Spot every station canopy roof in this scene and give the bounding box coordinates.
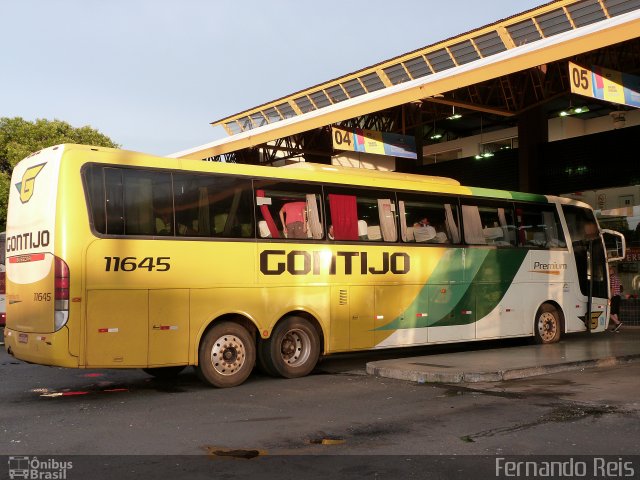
[171,0,640,160]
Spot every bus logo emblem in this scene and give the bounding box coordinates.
[15,163,46,203]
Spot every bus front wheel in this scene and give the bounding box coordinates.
[197,322,255,388]
[260,316,320,379]
[534,304,561,344]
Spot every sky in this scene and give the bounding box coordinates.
[2,0,545,157]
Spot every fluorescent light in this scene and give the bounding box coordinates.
[558,106,589,117]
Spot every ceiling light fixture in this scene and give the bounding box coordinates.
[559,106,590,117]
[474,115,495,160]
[446,106,462,120]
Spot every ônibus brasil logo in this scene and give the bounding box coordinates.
[15,163,46,204]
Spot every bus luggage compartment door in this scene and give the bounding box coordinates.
[148,289,189,366]
[86,290,148,366]
[426,284,476,343]
[330,286,374,351]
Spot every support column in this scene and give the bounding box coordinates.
[304,128,332,165]
[396,103,422,173]
[517,106,547,193]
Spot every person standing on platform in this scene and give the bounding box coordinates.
[609,265,623,332]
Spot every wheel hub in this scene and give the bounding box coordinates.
[281,337,296,357]
[280,329,311,367]
[538,312,557,341]
[223,348,237,362]
[211,335,246,376]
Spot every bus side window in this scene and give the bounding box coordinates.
[84,165,107,234]
[515,203,566,248]
[326,188,397,243]
[461,201,516,247]
[254,182,323,240]
[173,173,254,238]
[123,169,173,236]
[86,166,174,237]
[397,194,459,245]
[327,193,358,241]
[104,168,125,235]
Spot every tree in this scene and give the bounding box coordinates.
[0,117,120,228]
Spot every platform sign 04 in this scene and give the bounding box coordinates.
[332,126,417,159]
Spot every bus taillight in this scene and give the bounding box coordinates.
[54,257,70,331]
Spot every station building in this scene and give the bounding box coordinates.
[171,0,640,316]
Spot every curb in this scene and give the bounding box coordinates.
[365,354,640,384]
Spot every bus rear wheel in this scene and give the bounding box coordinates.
[260,316,320,379]
[197,322,255,388]
[534,304,561,344]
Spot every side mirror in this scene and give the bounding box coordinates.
[602,229,626,262]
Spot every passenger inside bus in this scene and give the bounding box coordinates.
[413,217,437,242]
[279,201,308,239]
[155,210,172,235]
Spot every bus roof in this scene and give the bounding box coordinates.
[57,144,591,208]
[281,162,460,186]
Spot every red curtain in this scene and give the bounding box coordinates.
[256,190,280,238]
[329,194,358,240]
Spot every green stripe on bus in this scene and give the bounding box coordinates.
[377,248,528,330]
[468,188,549,203]
[509,191,549,203]
[468,187,512,199]
[429,249,528,327]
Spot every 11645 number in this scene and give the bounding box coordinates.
[104,256,171,272]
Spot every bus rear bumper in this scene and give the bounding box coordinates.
[4,327,78,368]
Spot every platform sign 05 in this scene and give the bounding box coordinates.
[569,61,640,108]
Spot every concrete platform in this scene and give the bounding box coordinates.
[366,327,640,383]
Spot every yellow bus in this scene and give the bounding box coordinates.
[4,144,624,387]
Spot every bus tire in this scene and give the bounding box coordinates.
[261,316,320,379]
[534,304,561,344]
[256,339,279,377]
[142,366,186,379]
[197,322,255,388]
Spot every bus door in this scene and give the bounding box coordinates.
[561,205,609,331]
